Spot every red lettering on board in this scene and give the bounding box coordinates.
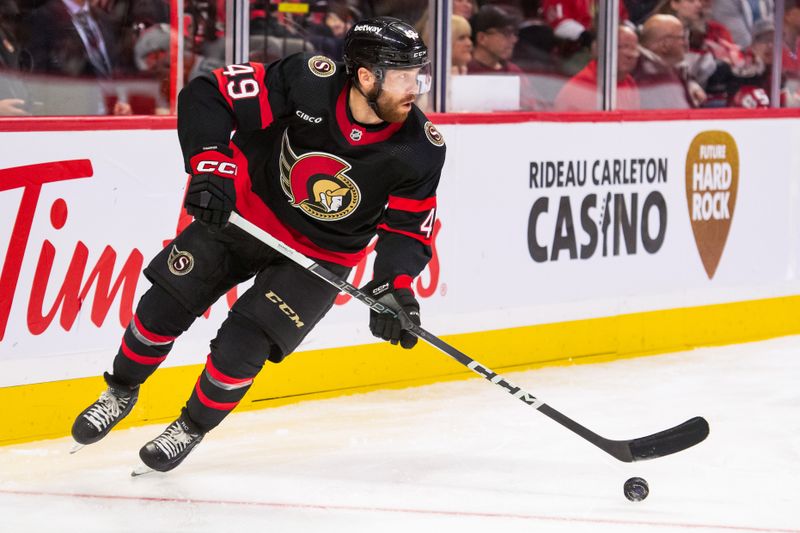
[0,160,144,340]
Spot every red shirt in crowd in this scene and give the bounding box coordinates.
[542,0,628,36]
[554,60,640,111]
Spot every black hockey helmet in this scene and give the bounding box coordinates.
[343,16,430,76]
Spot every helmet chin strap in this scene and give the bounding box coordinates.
[353,67,386,120]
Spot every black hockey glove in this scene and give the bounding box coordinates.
[361,276,420,349]
[185,149,238,228]
[185,173,237,228]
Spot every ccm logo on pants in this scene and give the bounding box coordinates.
[265,291,304,328]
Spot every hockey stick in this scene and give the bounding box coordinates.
[228,212,709,463]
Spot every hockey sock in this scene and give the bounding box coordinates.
[184,312,274,432]
[112,285,196,386]
[185,354,255,432]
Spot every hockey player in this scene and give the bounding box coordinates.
[70,16,446,473]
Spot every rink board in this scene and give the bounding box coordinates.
[1,114,800,444]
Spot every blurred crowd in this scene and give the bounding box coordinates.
[454,0,800,110]
[1,0,798,115]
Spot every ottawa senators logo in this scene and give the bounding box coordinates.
[279,130,361,220]
[167,245,194,276]
[308,55,336,77]
[424,121,444,147]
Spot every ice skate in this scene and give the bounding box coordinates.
[71,372,139,446]
[138,412,205,472]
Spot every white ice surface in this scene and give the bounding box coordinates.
[1,336,799,533]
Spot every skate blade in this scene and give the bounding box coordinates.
[131,463,154,477]
[69,442,85,454]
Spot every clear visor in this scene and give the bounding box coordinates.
[379,63,433,95]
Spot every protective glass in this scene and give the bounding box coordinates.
[380,63,433,95]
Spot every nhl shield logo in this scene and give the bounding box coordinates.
[308,55,336,77]
[167,245,194,276]
[349,128,363,142]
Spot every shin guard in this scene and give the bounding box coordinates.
[112,286,196,386]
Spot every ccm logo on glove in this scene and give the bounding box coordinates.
[195,160,237,176]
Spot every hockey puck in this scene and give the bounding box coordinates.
[623,477,649,502]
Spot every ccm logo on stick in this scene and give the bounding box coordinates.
[196,161,238,175]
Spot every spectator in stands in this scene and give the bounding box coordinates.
[185,0,224,60]
[23,0,133,115]
[711,0,773,49]
[627,0,663,25]
[467,5,541,108]
[554,24,641,110]
[632,14,699,108]
[468,5,523,73]
[454,0,478,19]
[783,0,800,73]
[659,0,757,105]
[723,19,774,107]
[698,0,743,64]
[660,0,743,65]
[130,22,223,114]
[452,14,473,75]
[0,0,30,115]
[542,0,629,67]
[763,5,800,106]
[542,0,629,43]
[512,0,558,73]
[659,0,703,34]
[308,2,356,60]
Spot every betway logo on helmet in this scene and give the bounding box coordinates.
[353,24,382,33]
[278,130,361,221]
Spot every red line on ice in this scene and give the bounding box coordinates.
[0,488,796,532]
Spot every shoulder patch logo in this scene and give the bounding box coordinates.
[424,121,445,147]
[167,245,194,276]
[308,55,336,77]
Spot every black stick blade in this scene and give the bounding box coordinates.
[627,416,710,461]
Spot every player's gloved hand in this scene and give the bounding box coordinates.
[185,149,238,228]
[185,173,236,228]
[361,275,420,349]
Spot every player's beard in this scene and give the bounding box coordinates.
[369,88,415,123]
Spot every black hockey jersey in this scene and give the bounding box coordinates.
[177,52,446,280]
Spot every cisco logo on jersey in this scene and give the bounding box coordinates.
[279,130,361,221]
[527,157,669,262]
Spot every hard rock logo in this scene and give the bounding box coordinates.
[685,130,739,279]
[279,130,361,221]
